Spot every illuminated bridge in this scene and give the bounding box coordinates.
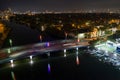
[0,39,89,64]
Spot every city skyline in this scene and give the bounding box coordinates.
[0,0,120,12]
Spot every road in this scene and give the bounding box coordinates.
[0,39,89,64]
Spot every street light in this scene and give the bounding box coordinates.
[29,55,34,64]
[10,60,14,67]
[7,48,11,54]
[76,55,80,65]
[8,39,12,54]
[9,39,12,47]
[64,49,67,57]
[39,35,42,42]
[64,32,67,40]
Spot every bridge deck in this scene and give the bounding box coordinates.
[0,39,89,64]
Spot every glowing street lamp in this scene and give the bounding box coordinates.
[9,39,12,47]
[64,32,68,40]
[30,55,33,60]
[39,35,42,42]
[29,55,34,64]
[64,49,67,57]
[10,60,15,67]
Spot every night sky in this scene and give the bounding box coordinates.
[0,0,120,12]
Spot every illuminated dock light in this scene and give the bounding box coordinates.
[114,53,117,57]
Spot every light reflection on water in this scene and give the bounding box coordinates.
[76,56,80,65]
[64,52,67,57]
[30,60,34,64]
[10,60,15,68]
[48,63,51,74]
[0,50,120,80]
[76,51,80,65]
[11,71,16,80]
[11,63,15,68]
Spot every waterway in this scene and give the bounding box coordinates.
[2,21,55,48]
[0,51,120,80]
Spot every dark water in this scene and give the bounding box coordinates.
[0,51,120,80]
[1,22,120,80]
[2,21,55,48]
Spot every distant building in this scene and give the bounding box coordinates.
[77,27,105,39]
